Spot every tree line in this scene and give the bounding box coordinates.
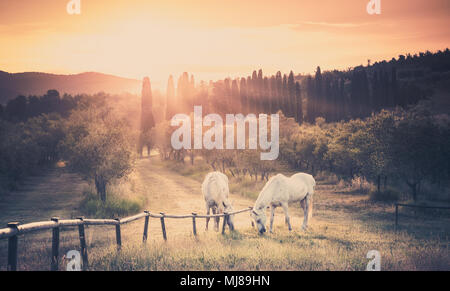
[0,92,136,203]
[279,101,450,201]
[153,100,449,202]
[164,49,449,124]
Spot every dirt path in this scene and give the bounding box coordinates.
[132,158,305,236]
[0,157,304,236]
[0,168,87,226]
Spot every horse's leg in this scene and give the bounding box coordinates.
[302,195,310,231]
[212,207,219,232]
[300,198,306,230]
[269,205,276,233]
[300,199,306,212]
[205,204,211,231]
[281,202,292,231]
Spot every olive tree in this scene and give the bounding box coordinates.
[60,105,136,202]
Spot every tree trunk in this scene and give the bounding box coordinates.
[406,180,418,202]
[95,175,107,202]
[377,175,381,193]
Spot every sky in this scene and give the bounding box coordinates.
[0,0,449,89]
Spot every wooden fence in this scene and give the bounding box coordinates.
[394,203,450,231]
[0,207,253,271]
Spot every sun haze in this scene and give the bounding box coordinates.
[0,0,449,88]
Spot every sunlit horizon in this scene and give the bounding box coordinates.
[1,0,449,90]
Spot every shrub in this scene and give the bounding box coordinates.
[80,189,143,218]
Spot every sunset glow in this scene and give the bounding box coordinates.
[1,0,449,88]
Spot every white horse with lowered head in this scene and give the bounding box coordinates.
[202,171,235,231]
[251,173,315,234]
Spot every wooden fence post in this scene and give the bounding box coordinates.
[76,216,88,270]
[160,213,167,241]
[50,217,60,271]
[222,213,228,235]
[143,211,150,243]
[115,218,122,250]
[395,204,399,232]
[192,213,197,236]
[7,222,19,271]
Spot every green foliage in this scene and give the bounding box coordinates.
[276,102,450,201]
[0,114,64,188]
[60,104,137,201]
[80,189,143,219]
[153,102,449,202]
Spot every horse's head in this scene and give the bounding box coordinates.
[223,201,235,231]
[250,208,266,234]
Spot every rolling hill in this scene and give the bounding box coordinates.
[0,71,141,104]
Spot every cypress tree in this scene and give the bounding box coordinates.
[275,71,282,113]
[139,77,155,156]
[323,76,332,121]
[246,76,252,113]
[391,66,398,107]
[239,78,248,114]
[282,74,288,116]
[166,75,175,120]
[269,76,277,113]
[189,74,196,108]
[287,71,296,118]
[295,81,303,123]
[177,72,190,113]
[263,77,269,113]
[257,69,263,113]
[306,76,315,123]
[224,78,231,112]
[360,69,370,117]
[372,71,380,112]
[314,67,323,121]
[382,70,390,109]
[231,79,240,113]
[339,78,346,121]
[331,78,340,122]
[250,71,258,113]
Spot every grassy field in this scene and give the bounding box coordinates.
[0,157,449,271]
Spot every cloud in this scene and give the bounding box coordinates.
[299,21,372,29]
[0,22,52,35]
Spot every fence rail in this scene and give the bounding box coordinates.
[394,203,450,231]
[0,207,253,271]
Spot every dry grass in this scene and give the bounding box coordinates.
[86,221,448,271]
[0,158,448,271]
[3,212,446,271]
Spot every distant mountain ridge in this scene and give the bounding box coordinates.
[0,71,141,104]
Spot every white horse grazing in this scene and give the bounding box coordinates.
[251,173,315,234]
[202,172,235,231]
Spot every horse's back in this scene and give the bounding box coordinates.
[202,172,229,204]
[291,173,315,194]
